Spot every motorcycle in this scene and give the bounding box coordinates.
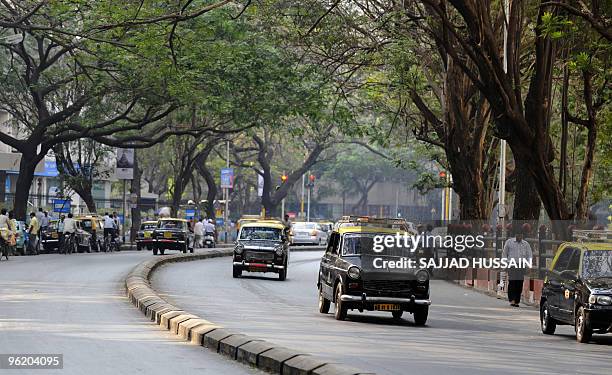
[204,232,216,248]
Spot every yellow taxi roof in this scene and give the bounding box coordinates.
[338,226,408,235]
[241,221,285,230]
[142,221,158,224]
[159,218,188,222]
[565,242,612,251]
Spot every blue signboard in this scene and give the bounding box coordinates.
[185,209,196,219]
[52,199,71,213]
[215,218,224,227]
[220,168,234,189]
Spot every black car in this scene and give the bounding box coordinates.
[317,217,431,324]
[540,242,612,343]
[39,220,60,253]
[232,221,290,280]
[152,218,194,255]
[136,221,158,250]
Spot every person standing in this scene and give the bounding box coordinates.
[27,212,40,255]
[0,209,9,260]
[502,227,533,307]
[40,211,50,231]
[194,218,204,249]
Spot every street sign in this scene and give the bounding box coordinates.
[115,148,134,179]
[215,218,224,227]
[220,168,234,188]
[185,208,196,219]
[52,199,71,213]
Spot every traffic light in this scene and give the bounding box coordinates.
[281,174,288,183]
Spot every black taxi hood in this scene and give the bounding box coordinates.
[238,239,281,250]
[584,277,612,294]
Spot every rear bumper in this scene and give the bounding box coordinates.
[291,237,318,244]
[153,239,186,250]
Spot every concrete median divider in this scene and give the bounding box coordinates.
[124,247,373,375]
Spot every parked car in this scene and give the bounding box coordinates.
[540,237,612,343]
[317,215,431,324]
[291,222,329,245]
[233,220,290,280]
[136,221,158,250]
[72,219,93,253]
[39,220,61,253]
[75,215,104,252]
[152,218,194,255]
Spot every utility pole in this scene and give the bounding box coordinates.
[498,0,509,237]
[224,140,230,243]
[300,174,305,219]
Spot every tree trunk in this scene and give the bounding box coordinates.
[575,122,596,220]
[74,183,96,213]
[130,150,142,242]
[13,152,42,221]
[512,162,542,221]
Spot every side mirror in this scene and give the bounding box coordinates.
[559,269,578,281]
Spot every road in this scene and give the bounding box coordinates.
[0,250,263,375]
[152,251,612,375]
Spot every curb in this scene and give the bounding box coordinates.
[125,248,372,375]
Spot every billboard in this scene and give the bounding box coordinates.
[115,148,134,179]
[220,168,234,189]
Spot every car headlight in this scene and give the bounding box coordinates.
[274,245,284,256]
[590,295,612,305]
[416,270,429,283]
[234,244,244,254]
[347,266,361,280]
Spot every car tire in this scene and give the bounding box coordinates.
[540,300,557,335]
[334,283,347,321]
[153,247,158,256]
[233,267,241,278]
[160,248,165,255]
[575,306,592,343]
[182,243,187,254]
[189,246,194,253]
[392,310,404,320]
[318,285,330,314]
[136,243,142,251]
[279,266,287,281]
[413,306,428,326]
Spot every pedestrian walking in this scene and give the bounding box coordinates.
[27,212,40,255]
[502,226,533,307]
[194,218,204,249]
[36,207,44,224]
[40,211,50,231]
[4,211,18,260]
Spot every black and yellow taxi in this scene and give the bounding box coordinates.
[136,221,157,250]
[540,231,612,343]
[233,219,290,280]
[317,216,431,324]
[152,218,194,255]
[75,214,104,252]
[39,219,60,252]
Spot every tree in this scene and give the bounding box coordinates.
[0,0,234,219]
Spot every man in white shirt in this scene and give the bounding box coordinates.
[193,218,204,249]
[502,227,533,307]
[103,213,116,240]
[204,219,216,236]
[63,213,77,234]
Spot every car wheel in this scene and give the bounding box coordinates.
[136,243,142,251]
[318,285,330,314]
[189,247,194,253]
[334,283,347,321]
[575,306,592,343]
[182,243,187,253]
[233,267,241,278]
[540,300,557,335]
[413,306,428,326]
[278,261,287,281]
[160,248,165,255]
[153,247,158,255]
[392,310,404,320]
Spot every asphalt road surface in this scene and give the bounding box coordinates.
[152,251,612,375]
[0,250,263,375]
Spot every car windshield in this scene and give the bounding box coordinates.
[342,233,413,257]
[141,223,156,230]
[582,250,612,279]
[293,223,316,230]
[159,220,184,230]
[240,227,282,241]
[81,220,92,229]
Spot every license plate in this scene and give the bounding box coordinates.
[51,233,58,239]
[374,303,401,311]
[144,231,151,238]
[164,232,172,239]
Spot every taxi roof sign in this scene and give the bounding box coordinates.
[572,229,611,243]
[336,215,409,230]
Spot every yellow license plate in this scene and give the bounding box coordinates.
[374,304,401,311]
[144,231,151,238]
[164,232,173,239]
[51,233,58,239]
